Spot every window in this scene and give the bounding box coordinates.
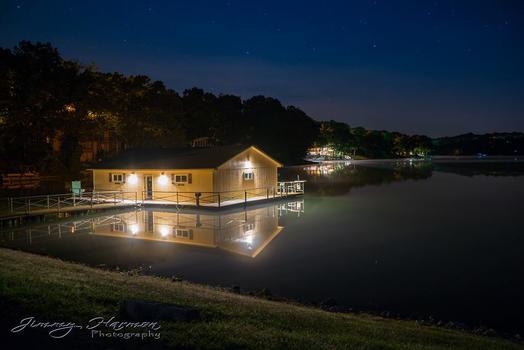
[174,229,192,239]
[244,223,255,232]
[174,174,188,184]
[243,171,254,180]
[112,173,124,183]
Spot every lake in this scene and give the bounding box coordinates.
[1,159,523,334]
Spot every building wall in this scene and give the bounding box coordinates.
[92,169,214,198]
[213,147,279,193]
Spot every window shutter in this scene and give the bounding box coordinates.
[122,173,126,183]
[171,174,174,184]
[109,173,112,182]
[188,174,192,184]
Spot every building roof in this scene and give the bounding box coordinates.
[91,145,281,170]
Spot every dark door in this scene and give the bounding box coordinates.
[144,175,153,200]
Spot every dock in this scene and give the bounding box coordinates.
[0,181,305,222]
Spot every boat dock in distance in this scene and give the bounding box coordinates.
[1,145,305,220]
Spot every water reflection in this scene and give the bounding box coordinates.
[283,158,524,196]
[1,200,304,258]
[287,161,433,196]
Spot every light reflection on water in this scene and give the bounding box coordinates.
[1,200,304,258]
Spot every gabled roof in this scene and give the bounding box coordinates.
[91,145,281,170]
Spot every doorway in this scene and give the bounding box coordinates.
[144,175,153,200]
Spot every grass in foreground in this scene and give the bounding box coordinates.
[0,248,522,350]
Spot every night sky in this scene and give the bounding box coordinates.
[1,0,523,136]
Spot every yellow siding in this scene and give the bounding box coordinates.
[92,146,280,196]
[93,169,214,196]
[214,147,279,193]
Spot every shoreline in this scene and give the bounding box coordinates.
[0,247,521,349]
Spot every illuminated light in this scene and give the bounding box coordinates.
[129,224,139,235]
[244,160,252,168]
[128,174,138,185]
[159,225,170,237]
[158,174,169,186]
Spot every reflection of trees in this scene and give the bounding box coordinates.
[281,162,433,196]
[433,162,524,177]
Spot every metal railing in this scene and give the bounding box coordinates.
[2,181,306,214]
[4,191,138,215]
[141,181,305,208]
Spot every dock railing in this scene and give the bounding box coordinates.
[2,181,306,215]
[4,191,138,215]
[142,181,306,208]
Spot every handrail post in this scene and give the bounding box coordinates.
[57,196,61,213]
[244,191,247,206]
[73,193,76,207]
[177,192,179,205]
[218,193,221,208]
[47,195,50,209]
[91,192,94,208]
[113,193,116,205]
[135,192,137,205]
[266,188,269,199]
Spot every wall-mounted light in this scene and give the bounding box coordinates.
[128,173,138,185]
[244,160,253,168]
[158,173,169,186]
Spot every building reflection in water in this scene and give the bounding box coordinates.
[2,200,304,258]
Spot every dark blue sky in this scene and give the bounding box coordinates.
[1,0,523,136]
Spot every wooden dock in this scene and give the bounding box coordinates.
[0,181,305,221]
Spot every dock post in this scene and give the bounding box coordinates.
[176,192,179,205]
[57,197,61,213]
[27,199,30,213]
[113,193,116,205]
[47,195,50,209]
[9,198,13,213]
[195,193,200,207]
[135,192,137,206]
[267,188,269,199]
[217,193,221,208]
[244,191,247,206]
[73,193,76,206]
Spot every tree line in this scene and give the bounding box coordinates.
[1,41,520,175]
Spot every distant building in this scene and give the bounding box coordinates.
[191,136,216,148]
[306,145,351,162]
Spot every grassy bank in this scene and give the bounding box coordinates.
[0,248,521,350]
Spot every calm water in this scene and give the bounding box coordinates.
[2,160,523,333]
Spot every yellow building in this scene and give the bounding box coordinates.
[91,145,283,205]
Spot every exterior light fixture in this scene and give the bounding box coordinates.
[158,173,169,186]
[128,173,138,185]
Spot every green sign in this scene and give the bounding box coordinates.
[71,180,82,195]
